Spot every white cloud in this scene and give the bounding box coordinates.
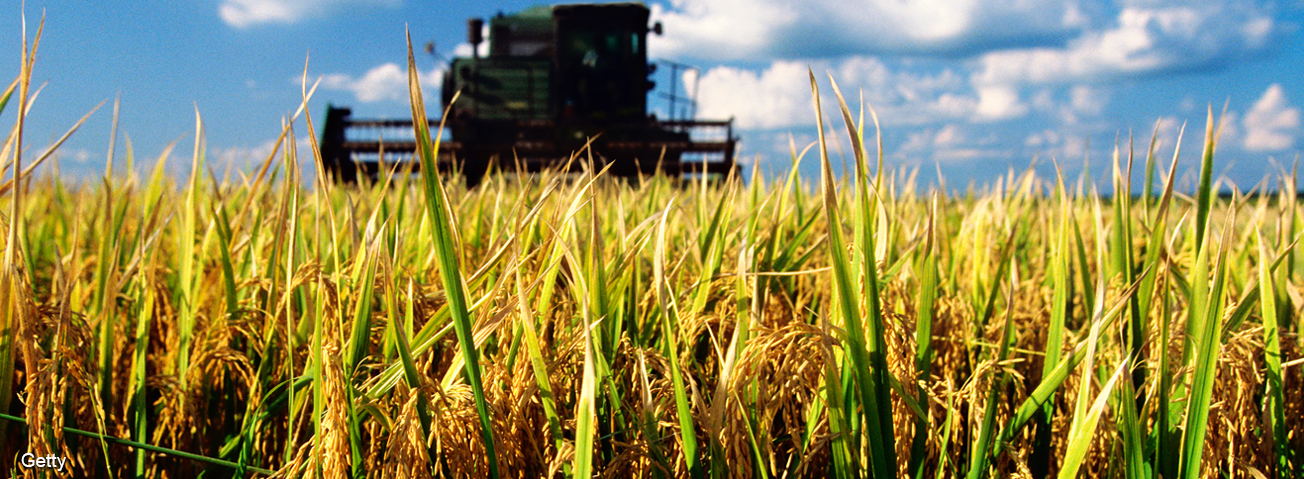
[219,0,297,28]
[695,57,1126,132]
[211,136,322,184]
[933,124,963,147]
[1150,116,1187,155]
[896,124,1009,163]
[652,0,1280,88]
[1032,84,1110,125]
[213,137,286,170]
[1242,84,1301,151]
[1023,129,1091,161]
[1218,110,1241,147]
[61,147,98,165]
[972,3,1276,86]
[667,2,1281,135]
[1069,85,1106,117]
[694,57,977,130]
[451,42,489,58]
[974,86,1027,121]
[219,0,399,28]
[694,61,812,130]
[318,63,442,104]
[649,0,1091,61]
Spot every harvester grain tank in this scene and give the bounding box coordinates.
[319,2,738,185]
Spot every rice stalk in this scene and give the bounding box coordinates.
[404,31,498,478]
[811,69,895,479]
[1179,194,1233,479]
[1257,227,1292,478]
[0,26,1300,477]
[1057,359,1128,479]
[967,269,1017,479]
[0,12,40,454]
[653,195,701,478]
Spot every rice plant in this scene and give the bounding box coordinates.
[0,19,1300,479]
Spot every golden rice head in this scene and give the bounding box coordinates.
[721,320,828,478]
[380,387,433,479]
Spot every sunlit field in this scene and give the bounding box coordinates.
[0,23,1301,479]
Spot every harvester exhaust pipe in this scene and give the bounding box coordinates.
[468,18,484,59]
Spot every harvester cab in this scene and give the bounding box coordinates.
[318,2,738,185]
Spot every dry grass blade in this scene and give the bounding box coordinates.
[0,99,103,196]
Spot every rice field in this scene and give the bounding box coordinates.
[1,24,1302,479]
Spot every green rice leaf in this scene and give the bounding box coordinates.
[404,31,498,478]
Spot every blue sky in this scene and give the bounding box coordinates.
[2,0,1302,190]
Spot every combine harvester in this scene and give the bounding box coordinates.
[318,2,739,185]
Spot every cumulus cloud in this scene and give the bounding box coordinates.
[693,62,812,130]
[656,0,1279,130]
[649,0,1093,61]
[1242,84,1301,152]
[974,86,1027,121]
[896,124,1012,164]
[317,63,441,104]
[653,0,1278,82]
[1029,84,1111,125]
[693,57,1124,131]
[42,148,100,179]
[694,57,977,130]
[972,3,1277,86]
[451,41,489,59]
[219,0,399,28]
[666,1,1283,137]
[1023,129,1092,161]
[1069,85,1106,117]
